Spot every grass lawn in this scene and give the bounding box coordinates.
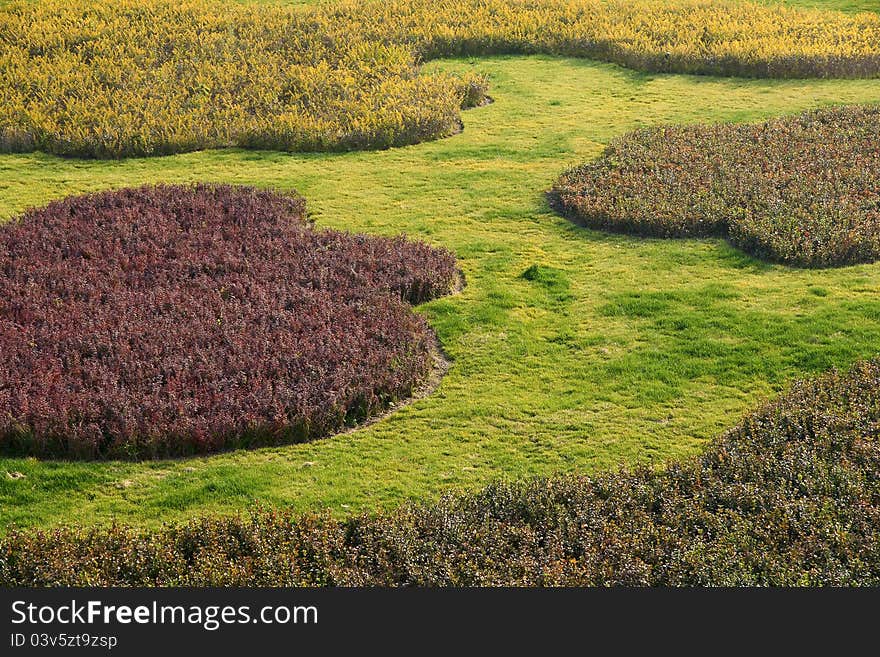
[2,55,879,531]
[777,0,879,12]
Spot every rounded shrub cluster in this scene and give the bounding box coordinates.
[2,0,880,158]
[0,0,484,158]
[2,358,878,585]
[0,184,458,459]
[551,105,880,267]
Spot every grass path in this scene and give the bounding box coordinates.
[2,56,880,530]
[777,0,879,12]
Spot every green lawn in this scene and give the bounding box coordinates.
[2,55,879,531]
[777,0,879,12]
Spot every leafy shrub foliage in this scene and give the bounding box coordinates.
[551,105,880,267]
[3,359,878,585]
[0,184,458,459]
[1,0,879,157]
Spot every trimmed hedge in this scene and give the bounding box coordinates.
[0,184,458,459]
[551,105,880,267]
[2,0,880,157]
[2,358,878,585]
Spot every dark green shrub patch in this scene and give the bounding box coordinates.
[3,359,878,585]
[551,105,880,267]
[0,184,458,459]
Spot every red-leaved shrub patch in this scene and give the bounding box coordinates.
[0,184,458,459]
[3,358,879,586]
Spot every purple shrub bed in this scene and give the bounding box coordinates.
[0,184,458,459]
[550,105,880,267]
[2,358,879,586]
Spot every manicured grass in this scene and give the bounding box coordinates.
[778,0,879,13]
[0,57,880,527]
[1,56,880,531]
[7,358,880,586]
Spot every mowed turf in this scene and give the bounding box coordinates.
[1,55,880,530]
[778,0,879,12]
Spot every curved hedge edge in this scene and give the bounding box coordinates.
[3,0,880,158]
[2,356,878,586]
[0,184,462,460]
[548,104,880,268]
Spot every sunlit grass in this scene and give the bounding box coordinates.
[1,56,879,530]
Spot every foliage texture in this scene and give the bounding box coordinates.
[551,105,880,267]
[2,358,879,585]
[0,184,458,459]
[2,0,880,157]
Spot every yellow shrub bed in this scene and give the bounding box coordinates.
[1,0,878,157]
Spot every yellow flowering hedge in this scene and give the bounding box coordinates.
[1,0,879,158]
